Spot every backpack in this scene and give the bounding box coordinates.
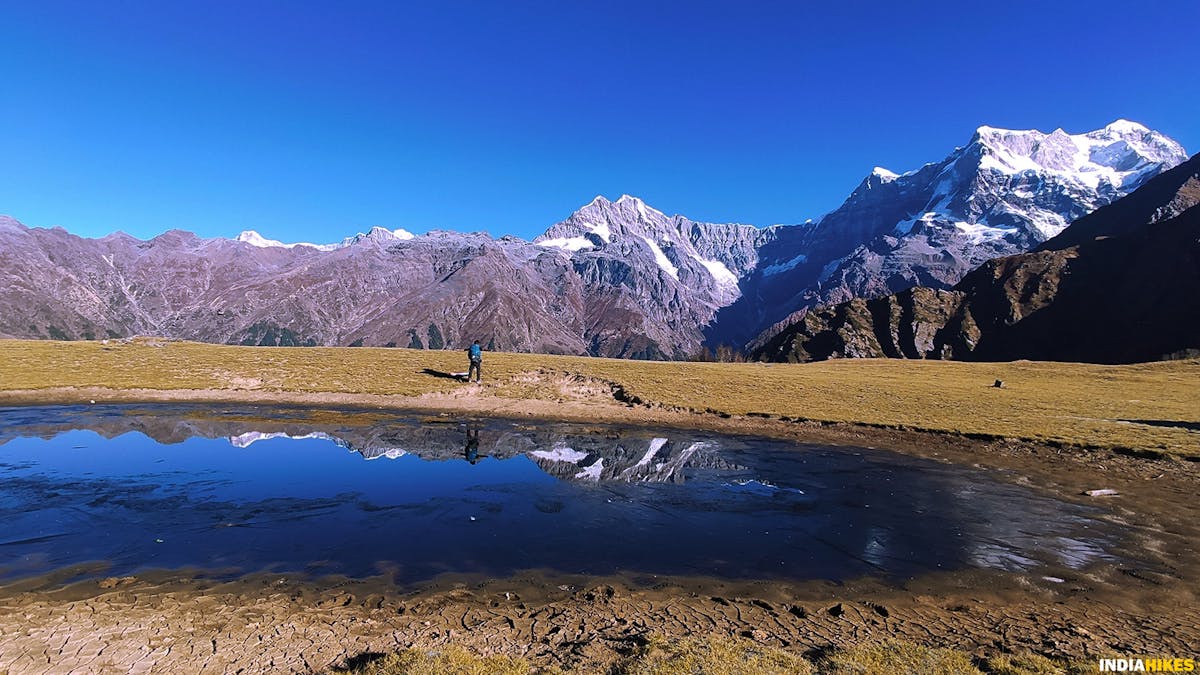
[469,344,482,360]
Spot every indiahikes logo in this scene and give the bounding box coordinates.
[1099,658,1195,672]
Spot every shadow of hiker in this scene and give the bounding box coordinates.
[421,368,466,381]
[331,651,387,672]
[1118,419,1200,432]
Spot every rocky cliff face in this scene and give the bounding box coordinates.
[0,121,1187,359]
[751,154,1200,364]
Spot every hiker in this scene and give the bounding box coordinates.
[466,340,483,383]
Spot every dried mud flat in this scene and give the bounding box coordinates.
[1,383,1199,673]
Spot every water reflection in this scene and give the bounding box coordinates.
[0,404,1125,585]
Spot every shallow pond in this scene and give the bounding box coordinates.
[0,404,1119,585]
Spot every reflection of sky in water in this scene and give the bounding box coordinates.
[0,405,1126,585]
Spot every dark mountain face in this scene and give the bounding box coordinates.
[751,154,1200,365]
[0,122,1187,360]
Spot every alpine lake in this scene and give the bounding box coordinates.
[0,404,1127,589]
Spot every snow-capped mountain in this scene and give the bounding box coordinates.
[536,194,768,304]
[716,120,1188,349]
[751,152,1200,364]
[235,225,415,251]
[0,120,1187,359]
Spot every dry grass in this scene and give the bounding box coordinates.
[334,645,531,675]
[0,338,1196,454]
[819,639,982,674]
[985,652,1095,675]
[623,634,813,675]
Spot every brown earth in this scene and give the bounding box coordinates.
[1,384,1198,673]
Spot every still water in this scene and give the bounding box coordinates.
[0,404,1118,585]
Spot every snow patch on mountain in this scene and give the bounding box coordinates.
[693,256,739,287]
[538,236,595,252]
[364,448,408,460]
[762,254,808,276]
[531,446,589,463]
[228,431,337,447]
[634,438,669,468]
[574,458,605,480]
[954,221,1019,244]
[642,237,679,279]
[589,221,612,242]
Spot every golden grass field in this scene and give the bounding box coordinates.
[0,338,1196,455]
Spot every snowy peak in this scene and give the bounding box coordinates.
[234,226,415,251]
[1103,118,1150,134]
[536,194,676,252]
[969,120,1186,188]
[853,166,903,195]
[534,193,760,305]
[871,167,899,181]
[340,226,415,247]
[235,230,337,251]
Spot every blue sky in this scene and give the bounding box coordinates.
[2,0,1197,242]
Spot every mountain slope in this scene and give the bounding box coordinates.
[751,153,1200,364]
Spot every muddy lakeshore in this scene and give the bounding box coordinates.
[0,392,1198,673]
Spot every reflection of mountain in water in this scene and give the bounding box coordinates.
[228,431,408,460]
[0,403,1129,580]
[0,405,740,483]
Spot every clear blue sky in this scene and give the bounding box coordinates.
[2,0,1197,242]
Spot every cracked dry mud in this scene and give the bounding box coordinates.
[1,566,1198,674]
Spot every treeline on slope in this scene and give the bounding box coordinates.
[752,153,1200,365]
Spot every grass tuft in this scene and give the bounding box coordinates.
[334,645,531,675]
[819,639,982,674]
[623,634,813,675]
[984,652,1095,675]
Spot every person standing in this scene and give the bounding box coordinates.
[466,340,483,383]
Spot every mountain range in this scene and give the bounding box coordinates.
[0,120,1188,360]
